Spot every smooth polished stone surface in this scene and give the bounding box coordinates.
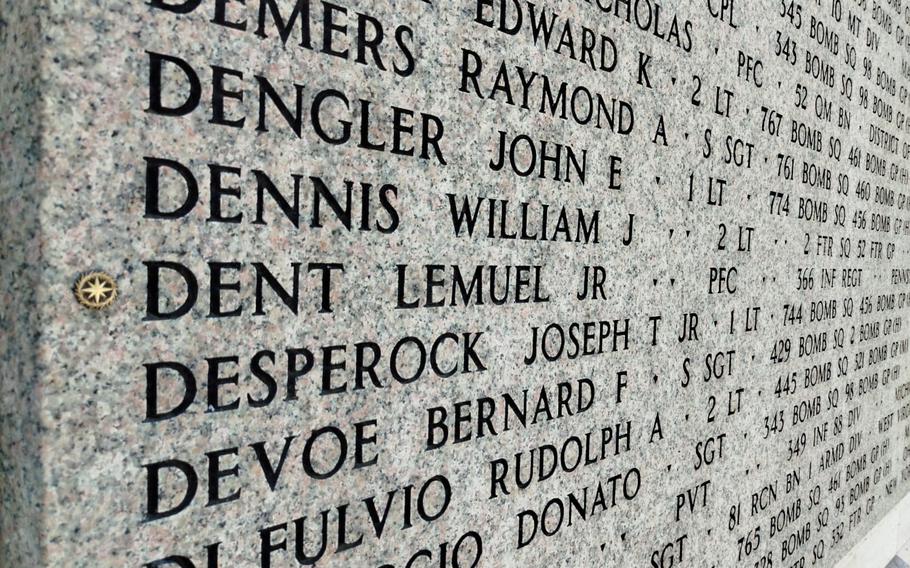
[2,0,910,567]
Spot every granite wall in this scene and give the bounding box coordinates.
[2,0,910,566]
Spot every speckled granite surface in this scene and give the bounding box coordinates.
[3,0,910,566]
[1,0,48,562]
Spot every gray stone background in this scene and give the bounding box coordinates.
[2,0,910,566]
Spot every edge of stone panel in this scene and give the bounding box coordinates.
[0,0,48,563]
[834,491,910,568]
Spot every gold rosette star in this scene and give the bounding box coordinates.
[74,272,118,310]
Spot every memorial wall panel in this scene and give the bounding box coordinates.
[2,0,910,566]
